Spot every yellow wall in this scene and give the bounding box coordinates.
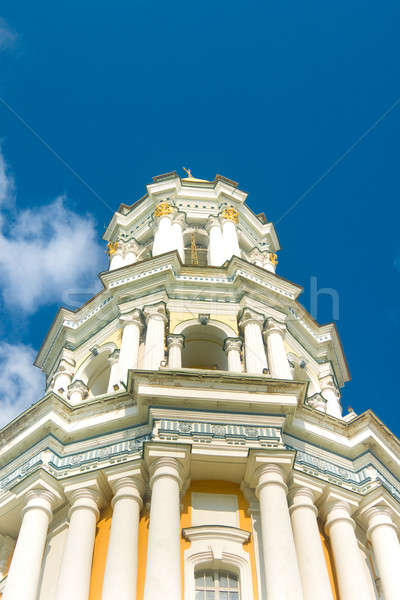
[87,480,260,600]
[169,312,239,335]
[180,480,259,600]
[89,505,112,600]
[136,512,149,600]
[319,519,339,599]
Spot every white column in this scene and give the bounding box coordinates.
[324,500,372,600]
[206,217,225,266]
[255,464,303,600]
[319,373,342,419]
[221,207,241,261]
[53,358,75,396]
[67,380,89,405]
[365,506,400,600]
[122,240,140,267]
[167,334,185,368]
[108,242,124,271]
[171,213,185,262]
[3,490,56,600]
[153,215,173,256]
[143,303,167,370]
[118,309,143,384]
[102,476,143,600]
[239,309,268,374]
[107,349,121,393]
[110,252,124,270]
[55,488,100,600]
[143,457,183,600]
[223,337,243,372]
[289,486,333,600]
[264,318,293,379]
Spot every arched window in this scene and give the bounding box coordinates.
[195,568,240,599]
[181,324,228,371]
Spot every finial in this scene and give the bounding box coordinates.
[183,167,194,179]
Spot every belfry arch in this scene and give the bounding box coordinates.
[74,342,117,397]
[173,319,237,371]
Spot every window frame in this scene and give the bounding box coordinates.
[183,525,254,600]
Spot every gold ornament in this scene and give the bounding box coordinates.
[191,233,199,265]
[154,201,173,218]
[269,252,278,266]
[106,241,119,256]
[221,206,239,224]
[183,166,194,179]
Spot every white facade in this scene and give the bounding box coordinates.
[0,171,398,599]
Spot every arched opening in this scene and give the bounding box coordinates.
[181,324,228,371]
[291,358,319,397]
[76,348,113,397]
[183,229,209,266]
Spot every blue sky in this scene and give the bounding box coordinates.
[0,1,400,432]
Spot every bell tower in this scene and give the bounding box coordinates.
[1,170,399,600]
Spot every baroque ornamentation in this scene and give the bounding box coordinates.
[178,422,193,434]
[211,424,226,436]
[269,252,278,266]
[221,206,239,223]
[106,241,119,256]
[154,201,173,218]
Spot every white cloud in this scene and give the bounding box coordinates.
[0,150,105,313]
[0,147,14,209]
[0,342,44,427]
[0,17,17,51]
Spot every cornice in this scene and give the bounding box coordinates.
[1,402,400,518]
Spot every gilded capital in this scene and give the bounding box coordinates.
[106,241,119,256]
[221,206,239,224]
[154,201,173,218]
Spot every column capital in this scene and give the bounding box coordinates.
[364,505,398,539]
[52,357,75,387]
[119,307,144,329]
[288,486,318,517]
[167,333,185,350]
[148,457,185,489]
[63,474,105,520]
[126,238,141,253]
[143,301,168,324]
[238,307,265,331]
[144,443,190,490]
[110,476,144,510]
[67,379,88,400]
[263,317,287,338]
[205,215,221,232]
[67,488,101,521]
[172,211,186,227]
[244,449,295,491]
[220,206,239,224]
[319,374,340,398]
[223,336,242,353]
[22,488,58,519]
[104,463,145,508]
[255,463,287,497]
[323,499,355,532]
[107,348,120,365]
[153,200,175,220]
